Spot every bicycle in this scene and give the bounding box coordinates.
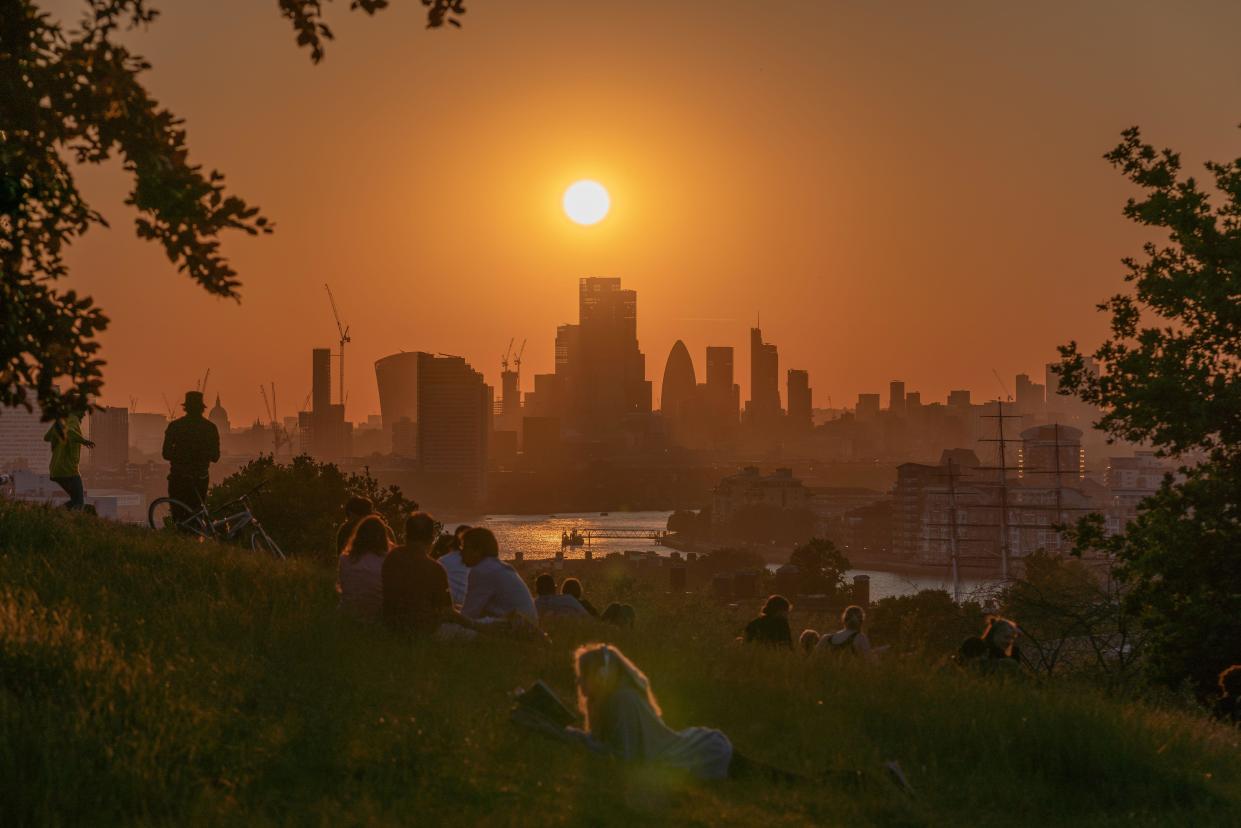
[148,482,285,559]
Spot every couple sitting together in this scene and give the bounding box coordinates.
[337,511,540,638]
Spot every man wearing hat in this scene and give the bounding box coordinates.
[161,391,221,523]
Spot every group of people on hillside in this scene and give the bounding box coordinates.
[742,593,1023,674]
[334,501,632,638]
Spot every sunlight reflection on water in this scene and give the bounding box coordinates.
[462,512,996,602]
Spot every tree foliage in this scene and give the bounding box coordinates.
[788,537,851,596]
[1,1,462,420]
[1057,125,1241,695]
[208,454,418,562]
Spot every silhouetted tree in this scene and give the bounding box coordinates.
[1057,124,1241,695]
[1,1,463,420]
[788,537,850,596]
[209,454,418,561]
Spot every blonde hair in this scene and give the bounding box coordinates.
[573,643,661,734]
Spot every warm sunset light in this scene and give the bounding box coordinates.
[562,180,610,225]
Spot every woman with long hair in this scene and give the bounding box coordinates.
[337,514,392,622]
[515,643,803,782]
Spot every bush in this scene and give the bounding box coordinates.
[868,589,985,658]
[207,455,418,561]
[788,538,851,597]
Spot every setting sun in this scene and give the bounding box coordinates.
[562,179,610,225]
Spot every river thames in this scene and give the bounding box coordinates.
[463,510,995,602]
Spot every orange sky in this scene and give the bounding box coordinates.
[54,0,1241,425]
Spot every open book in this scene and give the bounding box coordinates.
[512,680,580,729]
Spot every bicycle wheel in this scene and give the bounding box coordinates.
[249,527,286,560]
[148,497,209,536]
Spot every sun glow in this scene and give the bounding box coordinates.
[562,180,610,225]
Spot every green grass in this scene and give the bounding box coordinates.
[2,502,1239,826]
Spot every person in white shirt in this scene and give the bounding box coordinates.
[460,527,537,623]
[815,605,875,660]
[433,524,471,606]
[533,573,590,620]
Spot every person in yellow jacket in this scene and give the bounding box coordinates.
[44,413,94,510]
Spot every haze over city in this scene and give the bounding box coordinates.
[53,0,1241,423]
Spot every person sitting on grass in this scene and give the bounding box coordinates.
[533,573,590,620]
[561,577,599,616]
[744,595,794,648]
[514,643,803,782]
[816,605,874,660]
[601,602,636,628]
[336,496,375,554]
[382,512,474,635]
[798,629,821,654]
[434,524,472,607]
[460,527,538,624]
[338,515,392,623]
[959,616,1022,675]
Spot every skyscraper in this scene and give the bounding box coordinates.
[0,401,51,471]
[787,369,812,431]
[889,380,906,415]
[88,406,129,471]
[660,340,697,418]
[375,351,420,430]
[417,353,490,504]
[746,325,780,430]
[856,393,881,422]
[558,277,651,436]
[705,345,740,432]
[308,347,346,460]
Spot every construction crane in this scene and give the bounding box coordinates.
[500,338,515,373]
[161,393,175,418]
[324,283,350,410]
[196,368,211,397]
[259,382,289,456]
[513,338,527,376]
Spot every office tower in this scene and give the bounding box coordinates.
[308,347,346,460]
[500,368,520,416]
[557,278,651,435]
[856,393,881,421]
[787,369,812,431]
[312,348,331,413]
[906,391,922,410]
[89,406,129,471]
[660,340,697,418]
[889,380,906,415]
[1015,373,1045,415]
[375,351,420,430]
[128,412,168,456]
[0,401,52,471]
[705,346,740,427]
[391,417,417,457]
[417,353,490,504]
[746,325,780,430]
[947,389,972,409]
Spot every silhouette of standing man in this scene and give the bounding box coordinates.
[162,391,220,522]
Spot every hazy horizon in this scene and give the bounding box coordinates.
[49,0,1241,423]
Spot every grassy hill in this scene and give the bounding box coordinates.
[2,502,1239,826]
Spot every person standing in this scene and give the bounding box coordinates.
[43,412,93,510]
[161,391,220,522]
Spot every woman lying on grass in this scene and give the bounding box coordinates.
[513,643,801,782]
